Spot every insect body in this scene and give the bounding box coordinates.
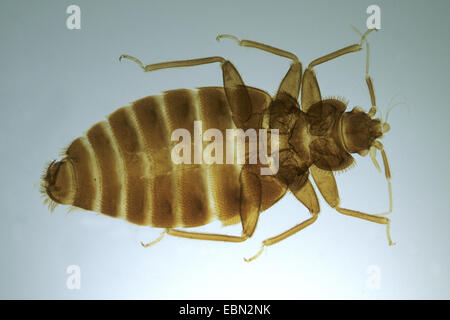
[42,29,394,261]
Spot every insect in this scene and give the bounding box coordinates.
[41,27,394,261]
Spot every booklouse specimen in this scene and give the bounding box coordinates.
[41,28,394,261]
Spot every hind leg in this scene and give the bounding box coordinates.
[119,54,253,126]
[141,165,262,249]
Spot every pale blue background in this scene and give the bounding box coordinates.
[0,0,449,299]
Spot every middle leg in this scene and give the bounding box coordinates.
[217,34,302,100]
[310,165,394,245]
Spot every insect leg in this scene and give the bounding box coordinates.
[308,29,373,70]
[307,44,362,70]
[309,165,395,245]
[217,34,299,61]
[239,164,262,238]
[371,141,393,216]
[163,165,261,245]
[301,43,362,112]
[119,55,227,72]
[276,62,302,100]
[217,34,302,99]
[141,229,167,248]
[366,75,377,117]
[301,29,374,112]
[119,54,252,126]
[352,26,377,117]
[166,229,249,242]
[245,177,319,262]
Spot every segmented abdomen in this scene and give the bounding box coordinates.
[64,87,274,227]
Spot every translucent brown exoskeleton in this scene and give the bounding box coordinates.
[41,27,394,261]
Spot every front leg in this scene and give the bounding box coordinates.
[301,28,375,112]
